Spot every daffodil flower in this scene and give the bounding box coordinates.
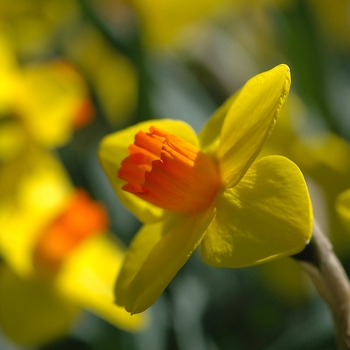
[0,149,146,345]
[99,64,313,314]
[0,31,93,151]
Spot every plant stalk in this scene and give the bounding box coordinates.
[294,221,350,349]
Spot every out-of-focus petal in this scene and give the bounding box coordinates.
[202,155,312,267]
[16,60,93,147]
[98,119,199,223]
[217,64,291,187]
[0,31,19,115]
[115,207,216,314]
[57,233,147,331]
[0,263,79,346]
[0,149,72,277]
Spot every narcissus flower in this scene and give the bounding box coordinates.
[0,149,146,345]
[0,31,94,151]
[99,64,313,314]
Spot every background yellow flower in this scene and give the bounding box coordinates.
[0,148,146,345]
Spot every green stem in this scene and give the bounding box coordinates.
[293,221,350,349]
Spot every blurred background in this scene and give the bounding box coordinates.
[1,0,350,349]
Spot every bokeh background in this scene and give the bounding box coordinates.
[1,0,350,349]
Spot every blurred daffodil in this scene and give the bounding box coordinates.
[0,149,146,345]
[0,1,136,129]
[99,64,313,314]
[15,59,94,146]
[0,31,94,151]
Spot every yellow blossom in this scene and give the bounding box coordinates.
[99,64,313,314]
[0,148,146,345]
[0,31,94,151]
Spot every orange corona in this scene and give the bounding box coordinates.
[33,190,108,274]
[118,126,222,213]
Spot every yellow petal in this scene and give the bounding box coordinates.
[202,155,312,267]
[199,91,239,158]
[217,64,291,187]
[0,263,79,346]
[57,233,147,332]
[98,119,199,223]
[115,219,166,310]
[336,189,350,233]
[0,31,19,115]
[0,148,72,277]
[16,60,92,147]
[115,207,216,314]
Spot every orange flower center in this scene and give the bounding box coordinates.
[33,189,108,275]
[118,126,222,213]
[73,98,95,129]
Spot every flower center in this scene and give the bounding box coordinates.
[118,126,222,213]
[33,189,108,275]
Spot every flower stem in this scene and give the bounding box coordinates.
[293,221,350,350]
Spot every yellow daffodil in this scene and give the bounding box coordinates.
[16,59,94,146]
[0,148,146,345]
[0,30,93,150]
[99,64,313,314]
